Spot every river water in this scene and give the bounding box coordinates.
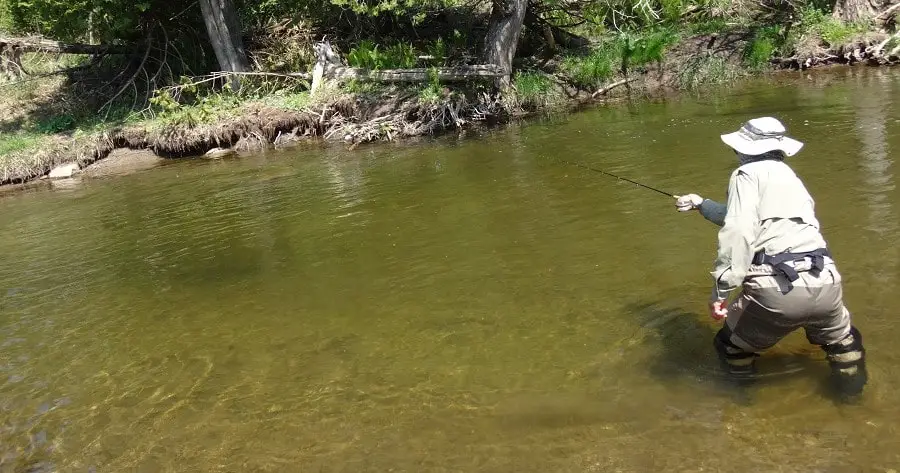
[1,67,899,472]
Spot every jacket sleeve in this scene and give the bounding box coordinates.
[710,169,759,301]
[698,199,726,227]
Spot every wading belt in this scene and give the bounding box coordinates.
[751,248,831,292]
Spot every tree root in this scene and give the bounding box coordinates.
[775,35,900,69]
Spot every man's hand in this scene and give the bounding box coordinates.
[709,299,728,320]
[674,194,704,212]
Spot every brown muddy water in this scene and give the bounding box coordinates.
[1,67,899,472]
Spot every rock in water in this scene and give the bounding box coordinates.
[48,162,80,179]
[204,147,236,159]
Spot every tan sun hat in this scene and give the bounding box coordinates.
[720,117,804,157]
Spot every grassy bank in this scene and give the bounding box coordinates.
[1,0,897,186]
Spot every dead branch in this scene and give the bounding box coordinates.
[876,2,900,19]
[591,77,637,98]
[100,30,153,117]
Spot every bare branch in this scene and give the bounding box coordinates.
[592,77,638,98]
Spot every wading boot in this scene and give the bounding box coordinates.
[822,326,867,403]
[713,328,759,387]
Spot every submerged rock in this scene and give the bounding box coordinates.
[47,163,79,179]
[81,149,163,178]
[203,147,236,159]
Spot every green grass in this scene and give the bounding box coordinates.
[787,5,870,52]
[255,90,313,111]
[676,53,741,89]
[561,29,678,90]
[417,68,446,106]
[0,133,43,156]
[512,71,563,111]
[817,17,867,46]
[347,40,417,70]
[0,132,58,183]
[744,26,782,69]
[561,45,618,89]
[687,17,729,35]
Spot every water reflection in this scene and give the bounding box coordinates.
[854,70,896,239]
[1,68,900,472]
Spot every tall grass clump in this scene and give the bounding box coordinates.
[561,29,677,91]
[512,71,563,111]
[561,45,617,89]
[744,26,782,69]
[677,53,741,89]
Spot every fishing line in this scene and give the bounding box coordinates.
[557,159,676,198]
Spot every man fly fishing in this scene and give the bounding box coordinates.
[674,117,867,401]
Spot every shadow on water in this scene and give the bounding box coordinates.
[622,300,839,404]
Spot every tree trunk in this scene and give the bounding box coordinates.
[483,0,528,90]
[199,0,249,88]
[832,0,885,22]
[524,7,590,52]
[0,41,25,80]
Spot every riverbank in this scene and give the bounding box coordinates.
[2,16,899,187]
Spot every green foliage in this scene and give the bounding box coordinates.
[743,26,782,69]
[347,40,418,70]
[417,68,444,105]
[327,0,459,17]
[676,53,739,89]
[512,71,562,111]
[0,0,13,32]
[562,29,677,89]
[791,5,869,48]
[384,42,417,68]
[34,114,76,134]
[425,37,448,66]
[579,0,728,31]
[1,0,167,42]
[347,40,381,69]
[0,132,42,156]
[343,79,381,94]
[687,17,729,34]
[148,80,246,128]
[256,90,312,111]
[561,45,617,89]
[514,71,553,97]
[620,29,679,68]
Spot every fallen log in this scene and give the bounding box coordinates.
[310,41,504,94]
[325,65,505,83]
[0,36,128,55]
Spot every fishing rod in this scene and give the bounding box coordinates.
[558,159,676,198]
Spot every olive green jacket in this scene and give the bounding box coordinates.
[699,160,827,301]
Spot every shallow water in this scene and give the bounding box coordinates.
[1,67,899,472]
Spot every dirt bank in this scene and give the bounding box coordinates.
[2,31,897,190]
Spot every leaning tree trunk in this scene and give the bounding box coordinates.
[483,0,528,90]
[199,0,249,88]
[832,0,885,22]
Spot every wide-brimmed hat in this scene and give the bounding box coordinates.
[720,117,804,157]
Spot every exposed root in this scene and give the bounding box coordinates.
[774,34,900,69]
